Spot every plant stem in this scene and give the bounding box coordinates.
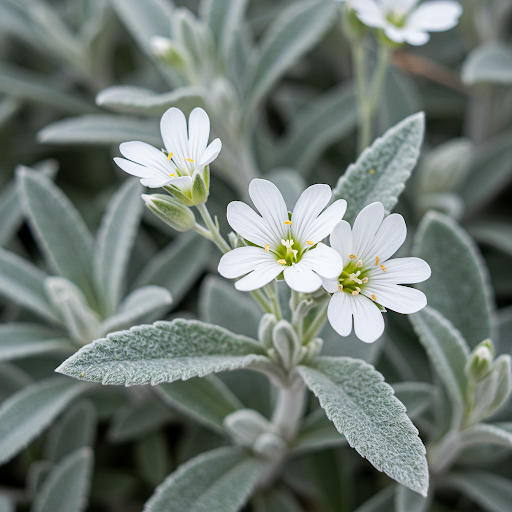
[251,288,273,314]
[427,429,461,474]
[265,281,282,320]
[271,384,306,441]
[196,203,231,254]
[303,300,329,343]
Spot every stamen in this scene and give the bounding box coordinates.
[362,277,368,283]
[337,284,343,291]
[307,241,314,245]
[167,152,173,161]
[380,265,386,272]
[352,287,360,296]
[169,174,175,177]
[370,168,375,174]
[349,254,357,259]
[371,294,376,301]
[375,256,379,265]
[277,259,287,265]
[185,158,194,162]
[284,220,292,225]
[265,244,269,252]
[356,259,363,267]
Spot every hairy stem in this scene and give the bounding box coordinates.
[303,300,329,343]
[196,203,231,254]
[271,384,306,441]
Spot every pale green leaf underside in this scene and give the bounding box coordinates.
[332,112,425,224]
[56,319,268,386]
[462,42,512,85]
[298,357,428,495]
[143,446,264,512]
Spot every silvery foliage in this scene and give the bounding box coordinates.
[0,0,512,511]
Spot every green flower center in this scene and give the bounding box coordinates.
[386,8,408,27]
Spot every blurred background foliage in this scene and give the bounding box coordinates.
[1,0,512,511]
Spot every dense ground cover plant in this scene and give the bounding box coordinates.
[1,0,512,511]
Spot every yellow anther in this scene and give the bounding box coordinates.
[370,168,375,174]
[349,254,357,259]
[362,277,368,283]
[169,173,175,177]
[277,259,287,265]
[356,259,363,267]
[81,372,84,377]
[352,288,360,296]
[185,158,194,162]
[380,264,386,272]
[337,284,343,291]
[307,241,314,245]
[265,244,270,252]
[284,220,292,225]
[167,152,173,161]
[371,294,376,301]
[375,256,380,265]
[116,356,119,359]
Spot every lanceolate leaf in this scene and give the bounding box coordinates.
[31,447,94,512]
[157,374,243,434]
[93,178,144,316]
[409,307,469,425]
[332,112,425,224]
[298,357,429,495]
[0,377,88,464]
[460,423,512,448]
[143,446,264,512]
[56,319,268,385]
[0,323,73,362]
[16,169,97,309]
[391,382,435,421]
[413,211,496,347]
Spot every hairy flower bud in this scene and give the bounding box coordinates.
[466,339,494,382]
[223,409,278,447]
[258,314,278,350]
[272,320,301,370]
[150,36,188,69]
[142,194,195,232]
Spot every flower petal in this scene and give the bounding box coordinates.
[235,262,283,291]
[227,201,276,248]
[188,108,210,162]
[300,243,343,280]
[329,220,353,267]
[352,294,385,343]
[354,0,385,28]
[327,291,354,337]
[364,213,406,263]
[167,175,193,193]
[402,29,430,45]
[303,199,347,245]
[363,283,427,314]
[161,107,190,164]
[140,176,171,188]
[321,276,339,294]
[248,179,288,242]
[407,1,462,32]
[292,184,332,243]
[119,141,172,176]
[198,138,222,170]
[218,246,274,279]
[383,24,407,43]
[367,257,431,284]
[284,264,322,293]
[114,157,154,178]
[352,202,385,261]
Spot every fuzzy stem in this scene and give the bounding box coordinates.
[196,203,231,254]
[271,384,306,441]
[251,288,273,314]
[303,300,329,343]
[265,281,282,320]
[427,429,462,475]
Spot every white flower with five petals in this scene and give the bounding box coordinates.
[114,107,221,203]
[218,179,347,293]
[322,202,431,343]
[352,0,462,46]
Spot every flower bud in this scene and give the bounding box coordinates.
[272,320,301,370]
[223,409,277,447]
[258,314,278,350]
[191,168,209,204]
[486,355,512,418]
[303,337,323,364]
[466,339,494,382]
[142,194,195,232]
[150,36,188,69]
[253,432,287,460]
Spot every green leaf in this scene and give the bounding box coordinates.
[45,400,97,463]
[38,115,161,146]
[16,168,97,309]
[0,249,60,324]
[135,432,171,487]
[252,488,304,512]
[56,319,268,385]
[332,112,425,224]
[395,484,432,512]
[31,447,93,512]
[409,307,469,424]
[199,275,261,338]
[445,470,512,512]
[462,42,512,85]
[0,363,33,402]
[0,323,73,362]
[353,486,394,512]
[108,398,177,443]
[93,178,144,316]
[0,377,88,464]
[413,211,496,347]
[391,382,435,420]
[469,221,512,258]
[96,85,205,115]
[143,446,264,512]
[297,357,428,495]
[157,374,243,434]
[460,422,512,448]
[277,85,357,175]
[134,233,210,307]
[243,0,335,118]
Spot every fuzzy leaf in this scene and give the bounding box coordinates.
[413,211,496,347]
[395,484,432,512]
[460,423,512,448]
[0,323,73,362]
[56,319,268,385]
[252,488,304,512]
[157,374,243,433]
[469,221,512,258]
[0,377,88,464]
[31,447,93,512]
[332,112,424,224]
[135,432,170,487]
[298,357,428,495]
[391,382,435,420]
[243,0,335,118]
[16,169,97,308]
[94,178,144,316]
[38,115,161,146]
[143,446,264,512]
[462,42,512,85]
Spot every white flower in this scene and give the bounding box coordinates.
[114,107,221,194]
[352,0,462,46]
[322,202,431,343]
[218,179,347,293]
